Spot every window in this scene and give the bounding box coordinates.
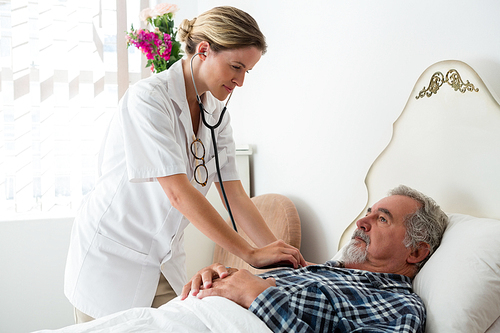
[0,0,150,216]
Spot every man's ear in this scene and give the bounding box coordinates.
[407,242,431,264]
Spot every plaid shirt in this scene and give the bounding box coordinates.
[249,261,425,333]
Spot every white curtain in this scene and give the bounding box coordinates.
[0,0,153,215]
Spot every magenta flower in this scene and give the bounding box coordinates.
[126,3,182,73]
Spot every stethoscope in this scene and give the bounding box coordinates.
[190,52,238,232]
[189,52,294,269]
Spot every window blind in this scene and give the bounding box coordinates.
[0,0,150,216]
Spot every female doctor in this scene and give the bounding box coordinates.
[64,6,306,323]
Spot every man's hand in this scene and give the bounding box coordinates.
[196,269,276,309]
[181,263,237,299]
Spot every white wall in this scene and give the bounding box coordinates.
[198,0,500,263]
[0,217,75,332]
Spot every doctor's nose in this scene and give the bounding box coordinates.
[232,73,245,87]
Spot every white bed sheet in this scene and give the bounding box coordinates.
[35,296,272,333]
[487,317,500,333]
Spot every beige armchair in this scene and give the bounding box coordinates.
[212,193,301,275]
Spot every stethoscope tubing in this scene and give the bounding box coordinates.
[190,53,238,232]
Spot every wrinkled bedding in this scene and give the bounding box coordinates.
[36,296,272,333]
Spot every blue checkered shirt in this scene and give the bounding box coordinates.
[249,261,425,333]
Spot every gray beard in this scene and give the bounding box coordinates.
[341,229,370,264]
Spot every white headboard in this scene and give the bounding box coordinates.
[336,59,500,333]
[339,59,500,247]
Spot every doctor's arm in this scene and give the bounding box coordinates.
[214,180,277,248]
[157,174,305,269]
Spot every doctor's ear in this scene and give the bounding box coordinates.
[197,41,210,58]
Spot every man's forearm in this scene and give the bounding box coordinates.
[249,287,322,333]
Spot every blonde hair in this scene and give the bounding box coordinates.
[178,6,267,55]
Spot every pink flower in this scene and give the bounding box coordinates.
[153,3,179,16]
[139,8,155,22]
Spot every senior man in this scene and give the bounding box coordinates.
[181,185,448,333]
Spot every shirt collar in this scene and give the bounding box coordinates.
[166,60,223,146]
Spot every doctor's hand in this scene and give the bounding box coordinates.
[247,239,306,270]
[181,263,237,300]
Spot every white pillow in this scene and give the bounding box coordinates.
[413,213,500,333]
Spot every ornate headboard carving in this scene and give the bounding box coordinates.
[415,69,479,99]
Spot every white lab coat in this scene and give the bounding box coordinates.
[64,60,239,319]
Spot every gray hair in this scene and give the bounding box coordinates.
[389,185,448,269]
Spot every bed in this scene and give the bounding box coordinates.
[338,59,500,333]
[36,60,500,333]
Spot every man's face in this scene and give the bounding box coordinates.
[342,195,421,275]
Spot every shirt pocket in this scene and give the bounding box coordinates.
[94,232,149,262]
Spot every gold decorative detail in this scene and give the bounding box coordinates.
[416,72,445,99]
[446,69,480,94]
[416,69,479,99]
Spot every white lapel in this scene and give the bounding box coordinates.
[167,61,192,140]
